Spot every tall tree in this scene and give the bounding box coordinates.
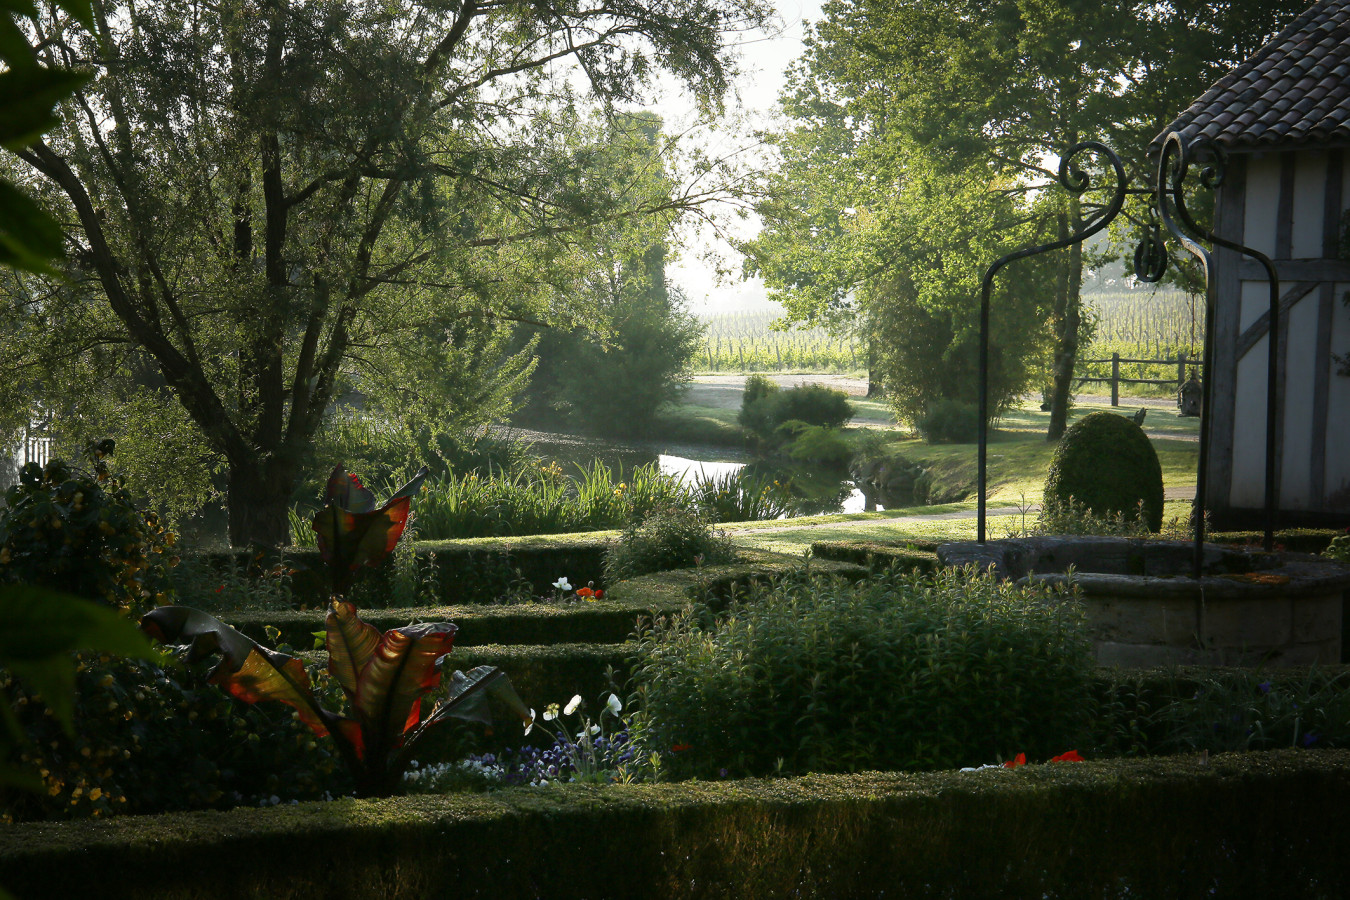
[6,0,769,545]
[515,112,703,437]
[748,0,1308,438]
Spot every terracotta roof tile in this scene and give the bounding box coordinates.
[1153,0,1350,152]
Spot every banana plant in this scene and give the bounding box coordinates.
[311,465,429,597]
[140,601,532,797]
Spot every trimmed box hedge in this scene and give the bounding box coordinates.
[2,750,1348,899]
[809,538,940,572]
[219,549,869,648]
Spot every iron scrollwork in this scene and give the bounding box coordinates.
[977,141,1127,542]
[975,132,1281,565]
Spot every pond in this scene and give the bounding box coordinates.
[509,428,905,517]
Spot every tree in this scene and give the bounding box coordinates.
[5,0,770,546]
[747,0,1308,438]
[514,113,703,438]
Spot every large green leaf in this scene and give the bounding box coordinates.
[140,606,331,737]
[0,585,158,732]
[0,180,64,274]
[0,65,88,149]
[352,622,456,752]
[325,599,380,700]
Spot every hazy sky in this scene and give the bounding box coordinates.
[665,0,825,316]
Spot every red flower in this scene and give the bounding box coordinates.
[1003,752,1026,768]
[1050,750,1084,763]
[670,743,693,752]
[214,584,225,593]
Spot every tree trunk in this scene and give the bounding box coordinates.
[866,334,885,398]
[1047,201,1085,440]
[227,457,298,548]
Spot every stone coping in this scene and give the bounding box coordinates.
[937,536,1350,599]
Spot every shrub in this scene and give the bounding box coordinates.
[688,471,792,523]
[1,653,345,822]
[739,380,854,451]
[1043,411,1164,532]
[771,384,854,431]
[603,506,736,582]
[914,399,979,444]
[778,422,853,467]
[629,565,1093,779]
[0,443,176,614]
[1325,534,1350,563]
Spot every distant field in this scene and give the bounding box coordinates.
[695,309,859,373]
[694,290,1205,398]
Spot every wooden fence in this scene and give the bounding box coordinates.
[1076,352,1193,406]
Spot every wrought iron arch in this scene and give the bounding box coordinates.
[975,133,1282,573]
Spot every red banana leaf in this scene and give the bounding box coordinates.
[325,599,381,702]
[140,606,333,738]
[312,465,428,595]
[353,622,457,750]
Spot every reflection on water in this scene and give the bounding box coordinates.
[513,429,884,516]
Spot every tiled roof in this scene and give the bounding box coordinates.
[1153,0,1350,152]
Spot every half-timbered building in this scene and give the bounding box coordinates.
[1158,0,1350,529]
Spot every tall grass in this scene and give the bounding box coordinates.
[288,460,792,544]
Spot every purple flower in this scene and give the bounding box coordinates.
[1257,681,1272,694]
[1302,732,1320,747]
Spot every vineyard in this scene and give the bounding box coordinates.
[696,309,860,373]
[1077,290,1205,393]
[694,291,1204,390]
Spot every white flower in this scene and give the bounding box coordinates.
[552,577,572,591]
[524,709,536,736]
[543,702,560,721]
[564,694,582,716]
[605,693,622,717]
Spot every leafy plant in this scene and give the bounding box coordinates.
[604,506,736,582]
[915,399,980,444]
[688,470,792,523]
[630,564,1093,779]
[310,464,428,596]
[1324,534,1350,563]
[141,601,530,797]
[0,442,177,615]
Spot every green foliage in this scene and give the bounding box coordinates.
[1043,412,1164,532]
[0,446,177,615]
[777,423,852,467]
[4,0,769,546]
[739,382,854,453]
[630,565,1093,779]
[2,653,344,822]
[914,400,980,444]
[1324,535,1350,563]
[687,470,792,523]
[604,507,736,582]
[1032,496,1153,539]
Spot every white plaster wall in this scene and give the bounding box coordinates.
[1291,152,1328,259]
[1280,293,1320,508]
[1230,330,1269,508]
[1326,282,1350,510]
[1242,154,1282,259]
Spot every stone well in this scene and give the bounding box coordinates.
[937,536,1350,668]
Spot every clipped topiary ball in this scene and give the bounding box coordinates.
[1043,411,1164,532]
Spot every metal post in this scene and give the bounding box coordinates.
[1111,353,1120,407]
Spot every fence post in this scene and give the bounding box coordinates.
[1177,351,1186,389]
[1111,353,1120,407]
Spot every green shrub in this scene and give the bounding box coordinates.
[914,399,979,444]
[1,654,345,822]
[771,384,854,430]
[1324,534,1350,563]
[630,565,1093,778]
[688,471,792,523]
[0,444,176,614]
[777,423,853,467]
[739,381,854,452]
[1043,411,1163,532]
[604,507,736,582]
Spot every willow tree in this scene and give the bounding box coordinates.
[8,0,768,545]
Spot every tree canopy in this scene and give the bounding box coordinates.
[5,0,770,545]
[746,0,1308,435]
